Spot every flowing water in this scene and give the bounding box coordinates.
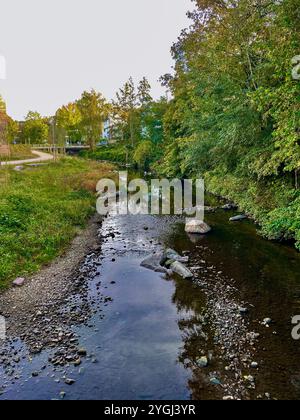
[1,206,300,400]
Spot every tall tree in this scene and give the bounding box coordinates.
[113,78,139,148]
[76,90,109,150]
[56,102,82,144]
[137,77,152,107]
[23,111,49,145]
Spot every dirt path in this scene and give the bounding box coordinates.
[0,150,54,167]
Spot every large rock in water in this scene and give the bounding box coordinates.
[141,249,193,279]
[169,261,193,279]
[161,249,189,264]
[141,253,169,274]
[229,215,247,222]
[185,219,211,234]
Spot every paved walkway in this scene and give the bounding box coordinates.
[0,150,54,167]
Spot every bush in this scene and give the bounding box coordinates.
[80,145,128,163]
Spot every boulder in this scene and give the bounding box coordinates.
[185,219,211,234]
[141,249,193,279]
[161,248,189,264]
[141,253,170,274]
[169,261,193,279]
[196,356,209,368]
[229,215,247,222]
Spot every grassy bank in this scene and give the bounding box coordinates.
[0,158,115,288]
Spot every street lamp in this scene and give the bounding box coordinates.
[49,116,57,161]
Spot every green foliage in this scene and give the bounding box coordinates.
[76,90,110,151]
[81,145,128,163]
[56,103,82,143]
[133,141,153,170]
[156,0,300,248]
[23,111,49,144]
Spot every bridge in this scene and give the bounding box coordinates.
[31,144,90,152]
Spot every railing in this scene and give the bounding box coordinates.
[31,144,90,150]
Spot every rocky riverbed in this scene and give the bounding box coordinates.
[0,209,300,400]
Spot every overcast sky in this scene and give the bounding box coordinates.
[0,0,192,120]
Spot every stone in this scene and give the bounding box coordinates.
[263,318,272,326]
[229,215,247,222]
[196,356,208,368]
[13,277,25,287]
[210,377,222,386]
[239,307,248,315]
[78,348,87,357]
[65,378,75,385]
[13,166,25,172]
[185,219,211,234]
[204,206,216,213]
[222,204,237,211]
[162,249,189,264]
[251,362,259,369]
[169,261,193,280]
[223,396,234,401]
[141,253,169,274]
[244,375,255,383]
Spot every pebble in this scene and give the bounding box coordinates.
[78,348,87,357]
[244,375,255,383]
[196,356,208,368]
[251,362,259,369]
[210,377,222,386]
[65,378,75,385]
[239,307,248,315]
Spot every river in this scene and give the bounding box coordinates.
[1,203,300,400]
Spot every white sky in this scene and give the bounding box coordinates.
[0,0,192,120]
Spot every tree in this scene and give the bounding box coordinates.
[23,111,49,144]
[140,97,168,145]
[133,140,154,170]
[6,119,19,144]
[56,102,82,144]
[0,96,18,146]
[113,78,139,148]
[0,95,6,114]
[76,90,109,150]
[137,77,152,107]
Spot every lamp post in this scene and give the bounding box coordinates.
[49,117,57,161]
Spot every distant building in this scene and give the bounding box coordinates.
[102,118,110,139]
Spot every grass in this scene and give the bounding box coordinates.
[0,145,36,161]
[0,157,116,289]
